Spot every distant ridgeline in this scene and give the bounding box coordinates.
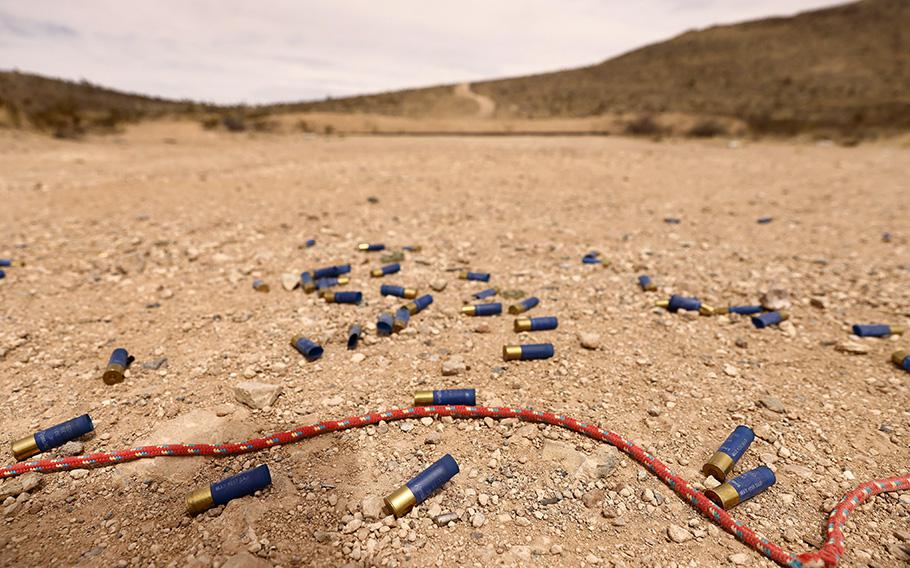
[2,0,908,138]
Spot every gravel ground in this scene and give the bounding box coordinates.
[0,124,908,567]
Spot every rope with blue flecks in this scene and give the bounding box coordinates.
[1,405,906,567]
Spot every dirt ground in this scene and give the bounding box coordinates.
[0,123,908,568]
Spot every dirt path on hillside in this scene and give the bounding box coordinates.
[453,82,496,118]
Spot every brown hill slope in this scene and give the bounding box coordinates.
[0,71,208,137]
[289,0,910,135]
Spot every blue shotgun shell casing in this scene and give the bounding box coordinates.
[347,325,362,350]
[508,297,539,315]
[304,239,316,247]
[313,264,351,279]
[36,414,94,453]
[702,425,755,481]
[705,465,776,510]
[316,276,350,290]
[377,313,394,336]
[458,271,490,282]
[300,272,316,293]
[414,389,476,406]
[393,307,410,332]
[323,291,362,304]
[0,259,11,267]
[186,464,272,514]
[473,288,498,300]
[290,336,323,361]
[892,351,910,372]
[252,279,270,292]
[371,263,401,277]
[751,311,789,329]
[853,324,903,337]
[638,275,657,291]
[726,305,764,316]
[385,454,460,517]
[503,343,554,361]
[405,294,433,315]
[0,269,4,279]
[667,295,701,312]
[514,316,558,332]
[582,252,600,264]
[381,284,418,299]
[461,303,502,316]
[12,414,95,461]
[358,243,385,251]
[102,348,133,385]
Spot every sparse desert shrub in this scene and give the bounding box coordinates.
[222,115,246,132]
[252,118,279,133]
[323,124,335,135]
[687,120,728,138]
[296,120,312,132]
[625,115,662,136]
[200,116,220,130]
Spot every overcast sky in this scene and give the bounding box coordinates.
[0,0,842,105]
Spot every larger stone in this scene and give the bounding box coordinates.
[222,552,270,568]
[0,472,41,498]
[758,396,787,414]
[119,409,255,483]
[234,381,282,409]
[667,524,693,543]
[760,289,790,311]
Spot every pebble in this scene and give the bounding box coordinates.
[0,472,40,498]
[361,496,384,520]
[280,273,299,291]
[473,322,491,333]
[430,280,447,291]
[723,364,739,377]
[442,355,467,376]
[233,381,282,409]
[351,353,366,363]
[471,513,486,528]
[578,332,601,350]
[760,289,790,311]
[729,552,751,565]
[667,524,692,543]
[141,357,168,370]
[434,512,459,526]
[835,341,869,355]
[758,396,786,414]
[58,441,85,456]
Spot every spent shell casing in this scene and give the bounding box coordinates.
[102,348,132,385]
[705,465,775,510]
[458,271,490,282]
[186,464,272,514]
[508,297,539,315]
[503,343,554,361]
[461,303,502,317]
[513,316,558,332]
[751,310,789,329]
[384,454,459,518]
[12,414,94,461]
[414,389,476,406]
[290,336,323,361]
[702,425,754,482]
[347,324,362,350]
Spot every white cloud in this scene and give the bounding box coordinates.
[0,0,842,104]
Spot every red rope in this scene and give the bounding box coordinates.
[2,405,906,567]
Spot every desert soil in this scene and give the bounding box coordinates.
[0,123,908,568]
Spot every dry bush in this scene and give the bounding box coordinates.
[687,120,728,138]
[625,115,663,136]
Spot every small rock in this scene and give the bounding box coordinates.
[233,381,282,409]
[0,472,40,498]
[729,552,751,565]
[760,289,790,311]
[351,353,366,363]
[141,357,168,370]
[280,273,299,291]
[473,322,491,334]
[758,396,786,414]
[442,356,467,376]
[810,297,826,309]
[361,496,384,520]
[58,441,84,456]
[667,524,693,543]
[342,519,362,534]
[582,489,604,509]
[578,332,601,350]
[723,364,739,377]
[471,513,486,528]
[835,341,869,355]
[430,280,447,292]
[434,512,459,526]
